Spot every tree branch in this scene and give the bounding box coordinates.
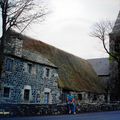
[90,21,117,61]
[20,12,49,33]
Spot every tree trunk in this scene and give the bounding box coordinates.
[0,0,8,92]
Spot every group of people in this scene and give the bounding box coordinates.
[66,92,77,114]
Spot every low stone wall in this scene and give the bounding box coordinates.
[0,104,67,117]
[0,103,120,117]
[77,103,120,113]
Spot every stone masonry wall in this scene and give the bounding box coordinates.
[0,56,60,104]
[4,37,23,57]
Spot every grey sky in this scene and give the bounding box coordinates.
[0,0,120,59]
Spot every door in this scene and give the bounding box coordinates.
[44,93,49,104]
[24,89,30,101]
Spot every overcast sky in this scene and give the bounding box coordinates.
[1,0,120,59]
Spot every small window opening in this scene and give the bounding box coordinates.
[4,87,10,98]
[28,64,32,74]
[46,68,50,77]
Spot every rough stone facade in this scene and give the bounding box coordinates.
[0,36,61,104]
[0,32,106,104]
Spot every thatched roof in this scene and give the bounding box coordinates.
[22,49,57,68]
[9,31,105,93]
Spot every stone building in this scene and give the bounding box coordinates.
[0,34,60,104]
[0,31,105,104]
[21,32,105,103]
[88,58,110,102]
[88,58,109,87]
[109,11,120,100]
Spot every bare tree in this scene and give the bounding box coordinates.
[90,21,118,60]
[0,0,49,77]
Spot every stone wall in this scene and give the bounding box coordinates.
[0,34,61,104]
[4,36,23,57]
[109,32,120,100]
[0,56,60,104]
[1,103,120,117]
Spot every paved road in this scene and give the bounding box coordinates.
[1,111,120,120]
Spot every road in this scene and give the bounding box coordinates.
[1,111,120,120]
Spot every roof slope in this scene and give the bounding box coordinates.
[112,11,120,33]
[87,58,109,76]
[21,36,105,93]
[22,49,57,68]
[9,31,105,93]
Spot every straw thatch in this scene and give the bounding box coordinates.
[9,31,105,93]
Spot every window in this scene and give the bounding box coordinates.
[24,89,30,101]
[46,68,50,77]
[27,63,36,74]
[93,94,97,101]
[32,65,36,75]
[78,94,82,100]
[43,67,51,78]
[44,93,49,104]
[27,64,32,74]
[3,87,10,98]
[6,58,13,71]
